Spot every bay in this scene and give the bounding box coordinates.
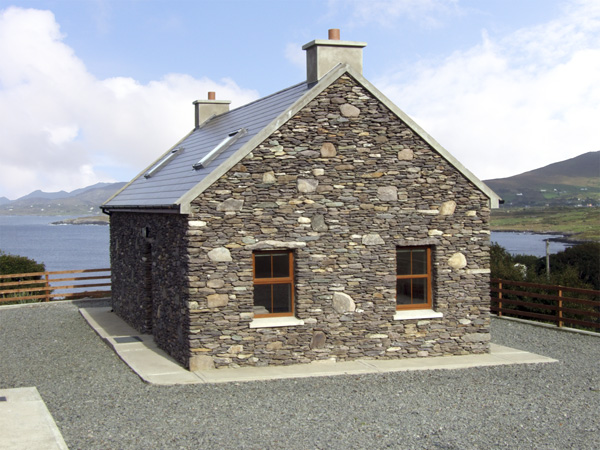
[0,215,109,272]
[491,231,573,258]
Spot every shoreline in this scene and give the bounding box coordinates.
[490,229,590,244]
[51,216,109,226]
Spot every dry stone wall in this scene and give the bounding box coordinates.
[110,212,190,366]
[184,74,491,368]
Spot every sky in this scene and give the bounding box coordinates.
[0,0,598,200]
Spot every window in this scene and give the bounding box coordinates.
[396,246,432,310]
[253,251,294,317]
[193,128,247,170]
[144,147,183,178]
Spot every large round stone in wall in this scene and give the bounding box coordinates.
[332,292,356,314]
[448,252,467,269]
[207,247,232,262]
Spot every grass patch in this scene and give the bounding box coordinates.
[491,207,600,241]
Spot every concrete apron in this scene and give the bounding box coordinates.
[0,387,68,450]
[80,306,558,385]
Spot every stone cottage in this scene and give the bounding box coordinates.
[102,29,501,370]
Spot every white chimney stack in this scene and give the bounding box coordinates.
[302,29,367,84]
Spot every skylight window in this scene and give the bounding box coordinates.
[193,128,247,170]
[144,147,183,178]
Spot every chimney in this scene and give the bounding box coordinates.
[302,29,367,84]
[193,92,231,128]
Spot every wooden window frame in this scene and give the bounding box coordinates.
[396,246,433,310]
[252,250,294,318]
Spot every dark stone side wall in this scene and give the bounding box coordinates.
[185,74,492,369]
[110,212,190,366]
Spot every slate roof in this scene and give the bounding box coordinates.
[103,65,501,212]
[103,81,313,210]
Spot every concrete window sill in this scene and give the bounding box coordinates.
[249,316,305,329]
[394,309,443,321]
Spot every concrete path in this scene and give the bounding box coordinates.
[0,387,68,450]
[80,306,557,385]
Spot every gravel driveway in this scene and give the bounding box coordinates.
[0,302,598,449]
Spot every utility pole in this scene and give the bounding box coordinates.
[545,239,551,281]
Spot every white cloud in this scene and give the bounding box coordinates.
[374,0,600,180]
[44,125,80,146]
[0,7,259,199]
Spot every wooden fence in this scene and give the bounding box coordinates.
[0,268,111,304]
[2,270,599,332]
[491,278,600,332]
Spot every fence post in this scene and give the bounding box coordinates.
[44,273,50,302]
[557,288,563,328]
[498,281,503,317]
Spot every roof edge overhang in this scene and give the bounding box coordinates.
[101,204,181,215]
[175,63,501,212]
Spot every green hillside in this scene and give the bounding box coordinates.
[484,151,600,207]
[491,206,600,241]
[486,151,600,241]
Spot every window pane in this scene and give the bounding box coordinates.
[396,250,411,275]
[254,254,271,278]
[254,284,271,314]
[272,253,290,278]
[396,279,412,305]
[412,249,427,274]
[272,283,292,313]
[412,278,427,304]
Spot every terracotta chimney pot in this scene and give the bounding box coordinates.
[208,91,216,100]
[328,29,340,40]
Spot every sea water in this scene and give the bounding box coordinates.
[0,216,110,272]
[491,231,572,257]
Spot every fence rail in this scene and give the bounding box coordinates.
[0,268,111,304]
[491,278,600,331]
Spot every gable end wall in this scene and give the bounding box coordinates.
[185,74,491,368]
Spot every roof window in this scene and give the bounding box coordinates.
[193,128,247,170]
[144,147,183,178]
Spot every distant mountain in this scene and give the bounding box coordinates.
[16,189,71,201]
[484,151,600,207]
[0,197,10,206]
[0,182,127,216]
